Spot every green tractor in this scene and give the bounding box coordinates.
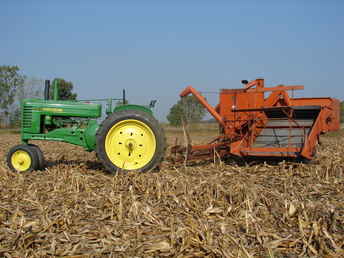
[6,79,166,173]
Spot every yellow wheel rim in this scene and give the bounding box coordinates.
[11,150,32,172]
[105,119,156,170]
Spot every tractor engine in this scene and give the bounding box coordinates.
[21,99,101,134]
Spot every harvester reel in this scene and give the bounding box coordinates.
[96,109,166,173]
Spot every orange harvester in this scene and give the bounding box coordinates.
[171,79,340,161]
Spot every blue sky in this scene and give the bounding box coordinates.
[1,0,343,121]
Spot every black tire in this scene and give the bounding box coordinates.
[28,144,45,170]
[96,109,166,173]
[7,144,39,172]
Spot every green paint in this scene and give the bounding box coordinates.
[22,120,98,151]
[52,79,59,100]
[84,120,99,150]
[19,82,155,152]
[21,98,102,134]
[106,98,112,115]
[113,104,153,115]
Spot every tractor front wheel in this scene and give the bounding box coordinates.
[28,144,45,170]
[7,144,40,172]
[96,110,166,173]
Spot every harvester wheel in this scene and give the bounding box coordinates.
[96,110,166,173]
[28,144,45,170]
[6,144,39,172]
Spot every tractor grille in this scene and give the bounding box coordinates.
[22,105,33,129]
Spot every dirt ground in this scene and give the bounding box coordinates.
[0,129,343,257]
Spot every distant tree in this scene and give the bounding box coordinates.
[167,96,206,126]
[9,108,21,128]
[341,101,344,123]
[167,102,184,126]
[9,77,44,128]
[17,77,43,100]
[54,78,77,100]
[0,65,25,126]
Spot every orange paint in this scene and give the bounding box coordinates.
[178,78,340,161]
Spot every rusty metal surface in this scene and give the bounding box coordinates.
[170,78,340,163]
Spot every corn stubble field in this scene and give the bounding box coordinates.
[0,126,343,258]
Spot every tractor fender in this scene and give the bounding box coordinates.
[113,104,153,116]
[84,120,99,151]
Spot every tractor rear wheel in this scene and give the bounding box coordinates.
[7,144,39,172]
[96,109,166,173]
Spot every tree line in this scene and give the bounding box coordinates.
[0,65,77,128]
[1,65,343,128]
[0,65,206,128]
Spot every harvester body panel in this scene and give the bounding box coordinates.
[173,79,340,161]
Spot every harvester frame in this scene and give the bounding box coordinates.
[171,79,340,162]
